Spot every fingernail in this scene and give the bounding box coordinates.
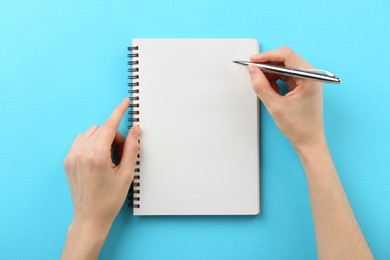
[133,126,140,138]
[123,97,130,103]
[247,64,255,75]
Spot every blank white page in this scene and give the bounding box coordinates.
[132,39,259,215]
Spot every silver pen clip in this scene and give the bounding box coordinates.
[298,68,336,78]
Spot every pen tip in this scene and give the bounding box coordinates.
[233,61,249,66]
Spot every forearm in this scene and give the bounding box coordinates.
[61,219,111,260]
[295,138,373,260]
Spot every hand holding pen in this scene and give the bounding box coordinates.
[244,46,326,149]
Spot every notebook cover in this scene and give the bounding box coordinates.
[130,39,260,215]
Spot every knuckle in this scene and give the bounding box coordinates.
[74,150,84,163]
[279,45,290,52]
[63,156,71,170]
[86,148,106,166]
[63,146,108,169]
[280,46,294,56]
[90,124,99,131]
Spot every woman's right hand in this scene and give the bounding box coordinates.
[250,48,374,260]
[247,46,325,150]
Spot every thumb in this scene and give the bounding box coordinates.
[118,125,140,178]
[247,64,280,107]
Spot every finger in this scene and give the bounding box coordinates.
[250,46,309,69]
[118,126,140,179]
[77,125,99,146]
[98,97,130,145]
[250,48,287,64]
[285,77,298,91]
[247,64,280,107]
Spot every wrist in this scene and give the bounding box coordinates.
[70,216,112,240]
[292,134,327,156]
[63,218,112,259]
[292,135,335,179]
[73,210,115,233]
[292,135,329,165]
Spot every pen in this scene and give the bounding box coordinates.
[233,61,341,84]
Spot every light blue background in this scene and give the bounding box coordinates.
[0,0,389,259]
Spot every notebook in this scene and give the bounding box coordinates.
[128,39,260,215]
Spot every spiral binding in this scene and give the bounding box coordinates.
[127,46,140,209]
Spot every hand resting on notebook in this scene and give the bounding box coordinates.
[61,97,140,260]
[248,46,373,259]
